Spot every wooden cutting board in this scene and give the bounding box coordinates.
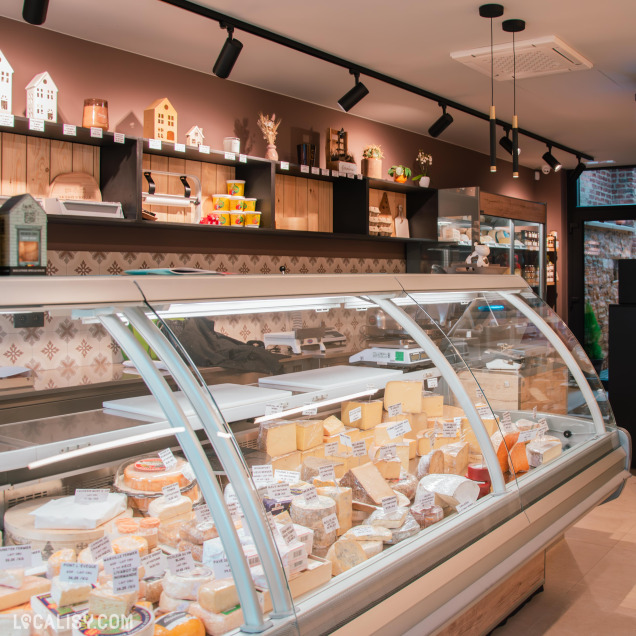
[48,172,102,201]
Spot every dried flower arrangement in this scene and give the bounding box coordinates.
[362,144,384,159]
[257,112,282,145]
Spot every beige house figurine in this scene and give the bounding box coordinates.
[25,71,57,122]
[0,49,13,114]
[185,125,204,147]
[143,97,177,142]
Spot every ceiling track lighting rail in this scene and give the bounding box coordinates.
[157,0,592,162]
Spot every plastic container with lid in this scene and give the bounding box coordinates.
[245,211,261,228]
[228,195,245,212]
[212,194,230,211]
[226,180,245,196]
[229,212,245,227]
[242,198,257,212]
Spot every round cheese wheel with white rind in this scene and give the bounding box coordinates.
[122,456,192,492]
[290,495,337,550]
[163,566,214,601]
[159,590,193,614]
[111,535,149,557]
[154,611,205,636]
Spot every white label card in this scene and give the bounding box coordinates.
[378,444,397,459]
[339,433,352,447]
[59,562,99,585]
[174,142,185,152]
[239,154,247,163]
[211,554,232,579]
[324,441,339,456]
[387,419,411,438]
[265,403,284,415]
[0,545,32,569]
[113,567,139,594]
[347,173,354,179]
[427,378,438,389]
[381,495,398,513]
[252,464,274,483]
[415,491,435,508]
[74,489,109,504]
[533,406,538,419]
[103,549,141,575]
[225,152,236,161]
[322,512,340,532]
[321,169,329,176]
[162,482,182,503]
[166,551,195,575]
[477,405,491,418]
[159,448,177,470]
[537,418,549,435]
[466,330,472,338]
[501,411,515,433]
[279,523,297,545]
[194,503,212,523]
[348,525,375,537]
[311,167,320,175]
[149,138,161,150]
[267,482,292,500]
[246,552,260,568]
[348,406,362,423]
[89,536,112,561]
[304,486,319,504]
[181,463,195,482]
[199,145,210,154]
[388,403,402,417]
[114,132,125,144]
[29,118,45,132]
[63,124,76,136]
[456,501,473,514]
[476,387,484,399]
[31,550,43,568]
[442,421,460,438]
[141,551,166,579]
[0,113,15,127]
[280,161,289,170]
[90,127,103,138]
[352,440,367,457]
[318,464,336,482]
[227,501,240,517]
[274,469,300,484]
[357,173,363,179]
[302,405,318,416]
[518,429,538,443]
[300,165,309,173]
[332,170,340,178]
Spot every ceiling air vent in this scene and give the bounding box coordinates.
[451,36,592,80]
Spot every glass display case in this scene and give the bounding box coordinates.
[0,274,629,636]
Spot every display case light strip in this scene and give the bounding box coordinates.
[27,427,185,470]
[254,388,379,424]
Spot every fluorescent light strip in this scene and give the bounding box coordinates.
[254,388,379,424]
[28,427,186,470]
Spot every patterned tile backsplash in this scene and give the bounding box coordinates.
[1,250,405,391]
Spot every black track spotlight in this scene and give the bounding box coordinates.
[499,128,521,156]
[428,104,453,138]
[213,24,243,79]
[23,0,49,25]
[337,71,369,112]
[569,157,586,183]
[543,147,562,172]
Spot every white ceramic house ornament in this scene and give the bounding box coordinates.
[26,71,58,122]
[0,49,13,114]
[185,125,205,147]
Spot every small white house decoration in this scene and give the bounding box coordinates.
[26,71,58,122]
[0,194,47,275]
[0,49,13,114]
[185,125,205,147]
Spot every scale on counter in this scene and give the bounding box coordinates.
[349,343,429,366]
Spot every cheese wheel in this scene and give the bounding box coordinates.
[325,539,367,575]
[122,456,192,492]
[111,534,149,557]
[46,548,76,578]
[73,604,153,636]
[411,503,444,528]
[159,591,193,614]
[163,566,214,601]
[148,494,193,522]
[290,496,337,550]
[467,463,490,483]
[154,611,206,636]
[316,486,353,536]
[188,602,244,636]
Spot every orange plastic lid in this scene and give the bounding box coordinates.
[139,517,161,529]
[115,518,140,533]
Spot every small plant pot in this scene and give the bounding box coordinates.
[361,157,383,179]
[418,176,431,188]
[394,175,408,184]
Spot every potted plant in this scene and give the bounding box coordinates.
[361,144,384,179]
[388,165,411,184]
[413,150,433,187]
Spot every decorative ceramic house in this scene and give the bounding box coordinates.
[185,125,205,147]
[0,49,13,114]
[25,71,57,122]
[0,194,47,274]
[143,97,177,142]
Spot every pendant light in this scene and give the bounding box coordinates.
[503,18,525,178]
[479,4,504,173]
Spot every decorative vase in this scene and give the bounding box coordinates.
[419,176,431,188]
[361,157,383,179]
[265,144,278,161]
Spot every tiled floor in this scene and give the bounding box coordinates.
[492,472,636,635]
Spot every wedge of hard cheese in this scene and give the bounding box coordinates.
[339,462,395,506]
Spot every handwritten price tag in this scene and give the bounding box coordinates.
[533,406,538,419]
[381,495,398,513]
[63,124,76,136]
[339,433,352,447]
[114,132,125,144]
[28,118,44,132]
[352,440,367,457]
[537,418,549,435]
[300,165,309,173]
[311,167,320,175]
[252,464,274,483]
[225,152,236,161]
[477,405,491,418]
[324,442,338,456]
[318,464,336,482]
[103,549,141,575]
[211,554,232,579]
[456,501,474,514]
[279,523,297,546]
[387,419,411,438]
[89,536,112,561]
[427,378,438,389]
[267,482,291,500]
[265,403,284,415]
[442,421,460,437]
[348,407,362,423]
[141,551,166,579]
[174,142,185,152]
[239,154,247,163]
[90,127,103,138]
[280,161,289,170]
[415,491,435,508]
[162,482,182,503]
[159,448,177,470]
[274,470,300,484]
[148,138,161,150]
[321,169,329,176]
[0,113,15,127]
[388,403,402,417]
[304,486,319,504]
[302,405,318,416]
[199,145,210,154]
[113,567,139,594]
[322,513,340,533]
[518,429,538,443]
[194,504,213,523]
[347,525,375,537]
[378,444,397,459]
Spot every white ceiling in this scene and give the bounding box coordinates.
[3,0,636,170]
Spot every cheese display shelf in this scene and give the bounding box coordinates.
[0,274,629,636]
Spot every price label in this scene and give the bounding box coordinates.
[321,168,329,176]
[378,444,397,459]
[181,463,195,482]
[332,170,340,178]
[318,464,336,482]
[114,132,125,144]
[267,482,291,500]
[210,554,232,579]
[300,165,309,173]
[90,127,103,138]
[63,124,77,136]
[388,403,402,418]
[162,482,182,503]
[225,152,236,161]
[533,406,538,419]
[141,551,166,579]
[0,113,15,127]
[245,552,260,568]
[304,486,319,504]
[456,501,473,514]
[159,448,177,470]
[280,161,289,170]
[29,118,44,131]
[357,173,363,180]
[352,440,367,457]
[89,536,112,562]
[274,470,300,484]
[442,421,460,438]
[381,495,398,513]
[59,562,99,585]
[0,545,32,569]
[148,138,161,150]
[466,330,472,338]
[74,489,109,505]
[265,403,284,415]
[194,504,213,523]
[537,418,549,435]
[30,550,43,568]
[322,513,340,533]
[347,525,375,537]
[112,567,139,594]
[518,429,538,443]
[199,145,210,154]
[501,411,515,433]
[239,154,247,163]
[347,173,354,179]
[476,387,484,399]
[252,464,274,483]
[324,442,339,456]
[387,419,411,438]
[348,406,362,423]
[311,167,320,175]
[166,551,195,575]
[477,405,491,418]
[279,523,297,546]
[266,512,278,534]
[427,378,438,389]
[227,501,240,517]
[174,142,186,152]
[339,433,352,447]
[302,404,318,415]
[103,549,141,575]
[415,491,435,508]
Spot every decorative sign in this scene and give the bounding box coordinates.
[74,489,109,505]
[63,124,77,136]
[252,464,274,483]
[318,464,336,482]
[388,403,402,418]
[174,143,186,152]
[89,536,112,562]
[90,127,103,138]
[387,419,411,438]
[322,513,340,533]
[166,551,195,575]
[225,152,236,161]
[274,470,300,484]
[352,440,367,457]
[0,545,32,569]
[114,132,125,144]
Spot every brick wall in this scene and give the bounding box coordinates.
[579,168,636,206]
